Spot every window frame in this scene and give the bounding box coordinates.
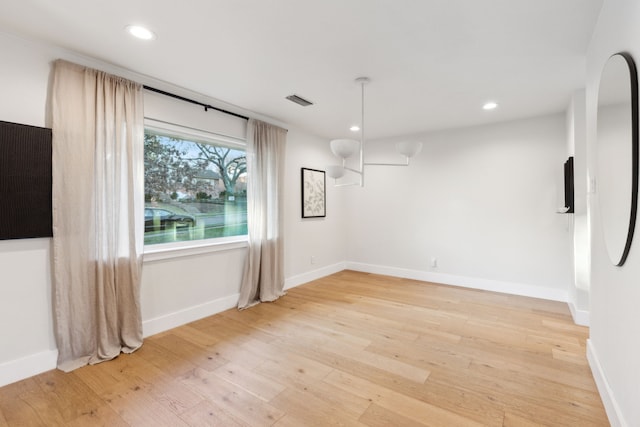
[142,118,248,260]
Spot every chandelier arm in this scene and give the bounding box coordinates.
[332,181,362,187]
[363,158,411,167]
[344,166,364,174]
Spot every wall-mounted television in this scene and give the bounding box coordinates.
[0,120,52,239]
[563,156,575,214]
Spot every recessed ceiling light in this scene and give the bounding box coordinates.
[350,125,360,132]
[483,101,498,110]
[125,25,156,40]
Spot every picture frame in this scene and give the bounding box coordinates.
[301,168,326,218]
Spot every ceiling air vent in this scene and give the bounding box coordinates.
[286,94,313,107]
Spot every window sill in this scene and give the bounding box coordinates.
[143,236,248,263]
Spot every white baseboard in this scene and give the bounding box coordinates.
[142,293,240,338]
[587,339,625,427]
[0,349,58,388]
[568,300,590,326]
[284,262,347,290]
[346,262,569,302]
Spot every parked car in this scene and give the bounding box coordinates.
[144,207,195,232]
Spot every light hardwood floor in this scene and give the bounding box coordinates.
[0,271,608,426]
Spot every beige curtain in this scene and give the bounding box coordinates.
[51,60,144,371]
[238,119,287,309]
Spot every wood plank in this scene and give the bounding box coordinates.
[323,370,486,427]
[180,368,284,426]
[364,338,472,372]
[359,403,429,427]
[63,403,129,427]
[101,378,191,427]
[426,364,607,426]
[172,324,222,347]
[261,319,430,383]
[322,353,505,426]
[133,339,198,378]
[0,378,55,427]
[31,370,113,423]
[467,362,606,421]
[299,379,372,420]
[252,349,335,390]
[152,333,230,372]
[178,400,250,427]
[288,300,423,342]
[0,397,56,427]
[192,313,279,345]
[269,385,368,427]
[552,348,589,366]
[212,362,287,402]
[0,409,8,427]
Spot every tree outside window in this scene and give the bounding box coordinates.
[143,129,247,245]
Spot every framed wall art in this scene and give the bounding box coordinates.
[301,168,326,218]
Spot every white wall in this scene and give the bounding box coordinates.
[284,128,348,285]
[0,31,346,386]
[345,114,573,300]
[0,32,59,386]
[585,0,640,425]
[567,90,591,325]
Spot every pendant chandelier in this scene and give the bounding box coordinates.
[326,77,423,187]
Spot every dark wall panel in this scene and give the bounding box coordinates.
[0,120,53,239]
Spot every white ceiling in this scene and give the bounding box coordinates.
[0,0,603,140]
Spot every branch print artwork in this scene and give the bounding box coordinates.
[301,168,326,218]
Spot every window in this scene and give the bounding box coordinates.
[143,125,247,246]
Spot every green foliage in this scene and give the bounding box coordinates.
[196,191,212,201]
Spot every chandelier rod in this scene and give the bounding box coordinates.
[359,77,366,186]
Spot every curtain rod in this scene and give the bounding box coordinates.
[143,85,249,121]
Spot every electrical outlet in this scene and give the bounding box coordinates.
[430,257,438,268]
[311,255,316,265]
